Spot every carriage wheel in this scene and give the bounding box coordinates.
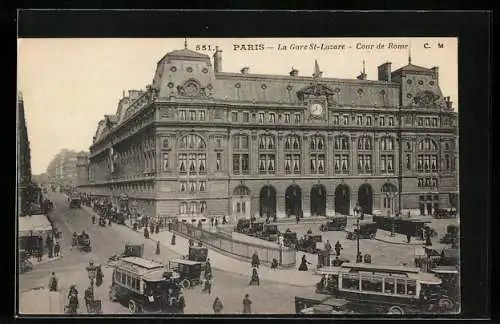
[128,300,138,313]
[387,305,404,315]
[437,297,454,312]
[181,279,191,289]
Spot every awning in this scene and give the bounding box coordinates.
[18,215,52,237]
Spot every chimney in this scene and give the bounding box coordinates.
[289,68,299,77]
[213,46,222,73]
[377,62,392,82]
[431,66,439,79]
[445,96,453,110]
[240,67,249,75]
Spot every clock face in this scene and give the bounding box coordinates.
[310,103,324,116]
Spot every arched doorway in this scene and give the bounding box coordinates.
[381,183,398,216]
[259,185,277,219]
[358,184,373,215]
[285,185,302,217]
[310,184,327,216]
[334,184,350,216]
[232,185,251,220]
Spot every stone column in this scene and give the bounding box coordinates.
[374,135,380,176]
[303,134,309,176]
[350,135,357,176]
[303,188,311,218]
[277,190,286,219]
[251,131,258,176]
[327,133,334,177]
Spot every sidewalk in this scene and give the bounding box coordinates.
[150,230,318,288]
[374,229,425,246]
[27,254,63,266]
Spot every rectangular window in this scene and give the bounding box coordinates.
[366,116,372,126]
[294,114,301,124]
[216,153,222,171]
[431,155,438,171]
[356,116,362,125]
[334,155,341,172]
[199,181,206,192]
[198,110,206,121]
[361,276,383,293]
[293,154,301,173]
[432,117,438,126]
[269,113,276,124]
[342,274,360,291]
[341,155,349,173]
[285,154,292,173]
[179,154,187,173]
[180,110,186,120]
[243,112,249,122]
[241,154,249,174]
[284,113,290,124]
[451,156,456,170]
[424,118,430,126]
[424,155,430,171]
[406,154,411,170]
[180,182,186,192]
[259,113,265,124]
[190,110,196,121]
[232,112,238,122]
[163,153,168,171]
[232,137,239,149]
[388,117,394,126]
[380,156,386,172]
[380,116,385,126]
[232,154,240,174]
[387,155,394,173]
[358,155,364,172]
[241,136,249,149]
[334,115,339,125]
[343,115,349,125]
[259,155,266,174]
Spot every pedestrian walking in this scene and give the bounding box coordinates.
[212,297,223,314]
[150,222,155,235]
[334,241,343,256]
[210,217,214,228]
[324,240,332,252]
[156,240,161,255]
[407,233,412,243]
[171,234,176,245]
[202,276,212,294]
[177,291,186,314]
[251,252,260,268]
[48,272,58,291]
[67,286,79,314]
[215,218,219,227]
[155,223,160,234]
[242,294,252,314]
[298,254,312,271]
[296,214,300,224]
[249,268,260,286]
[144,227,150,239]
[84,286,94,313]
[271,258,279,270]
[54,241,60,257]
[222,215,227,225]
[91,214,96,224]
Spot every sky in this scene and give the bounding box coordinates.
[17,37,458,175]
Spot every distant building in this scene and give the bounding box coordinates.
[17,92,41,215]
[46,149,82,189]
[76,151,89,187]
[79,46,458,223]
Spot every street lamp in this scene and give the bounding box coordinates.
[386,191,396,237]
[353,203,363,263]
[86,260,97,288]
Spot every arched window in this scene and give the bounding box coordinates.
[416,138,439,173]
[310,135,325,174]
[334,135,350,174]
[178,134,206,175]
[233,185,250,196]
[285,135,301,174]
[259,134,276,174]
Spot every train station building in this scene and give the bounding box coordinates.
[77,45,458,223]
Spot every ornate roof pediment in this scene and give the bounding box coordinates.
[297,83,335,99]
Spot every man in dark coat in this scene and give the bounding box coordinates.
[48,272,58,291]
[144,227,149,239]
[84,286,94,313]
[242,294,252,314]
[251,252,260,268]
[334,241,343,257]
[298,254,311,271]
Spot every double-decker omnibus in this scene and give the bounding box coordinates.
[316,263,456,314]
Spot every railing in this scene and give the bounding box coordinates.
[171,222,296,268]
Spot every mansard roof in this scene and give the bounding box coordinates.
[392,63,432,75]
[159,48,211,64]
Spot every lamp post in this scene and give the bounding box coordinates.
[387,191,396,237]
[353,203,362,262]
[86,260,97,289]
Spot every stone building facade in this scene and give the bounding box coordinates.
[78,46,458,223]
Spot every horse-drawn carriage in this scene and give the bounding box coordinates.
[346,222,378,240]
[282,231,298,248]
[319,216,347,232]
[296,234,322,254]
